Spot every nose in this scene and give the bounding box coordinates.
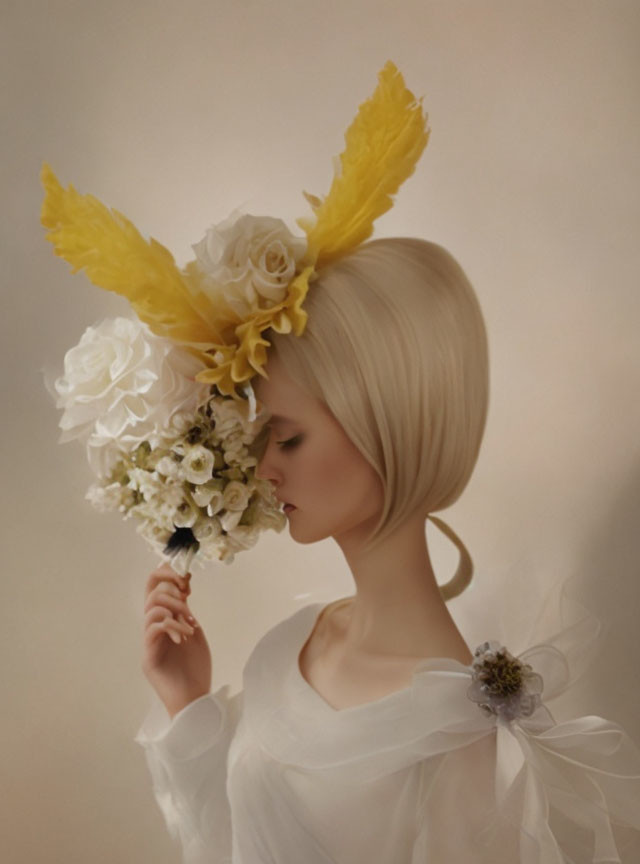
[254,434,282,485]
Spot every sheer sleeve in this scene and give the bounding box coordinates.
[408,586,640,864]
[134,684,243,864]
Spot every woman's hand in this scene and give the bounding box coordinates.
[141,562,212,720]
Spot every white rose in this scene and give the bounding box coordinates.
[209,392,263,439]
[192,212,306,317]
[255,504,288,533]
[219,508,243,532]
[172,497,200,528]
[192,517,222,543]
[227,524,260,551]
[221,480,251,512]
[53,318,211,477]
[191,481,218,508]
[136,518,172,551]
[206,491,224,516]
[182,444,215,484]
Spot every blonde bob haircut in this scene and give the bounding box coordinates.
[268,237,489,598]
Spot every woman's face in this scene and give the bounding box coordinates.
[253,352,384,547]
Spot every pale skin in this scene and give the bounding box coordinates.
[252,352,472,709]
[141,351,471,718]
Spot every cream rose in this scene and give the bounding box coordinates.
[219,508,243,532]
[221,479,251,512]
[192,212,306,317]
[209,390,265,439]
[182,444,215,484]
[54,318,210,477]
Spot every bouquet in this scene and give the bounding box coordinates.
[50,315,286,575]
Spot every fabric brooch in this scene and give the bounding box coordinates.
[467,640,544,723]
[41,61,430,575]
[459,627,640,862]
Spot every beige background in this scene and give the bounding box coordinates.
[2,1,639,861]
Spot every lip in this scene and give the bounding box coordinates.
[283,504,297,513]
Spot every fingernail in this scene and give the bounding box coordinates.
[170,631,181,644]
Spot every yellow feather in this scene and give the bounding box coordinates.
[40,163,238,349]
[297,61,430,267]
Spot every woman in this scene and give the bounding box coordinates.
[40,59,639,863]
[136,240,640,864]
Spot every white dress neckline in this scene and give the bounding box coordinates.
[290,601,473,717]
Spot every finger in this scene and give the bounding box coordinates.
[161,617,195,641]
[146,574,190,598]
[145,567,191,597]
[144,597,195,624]
[145,614,195,641]
[144,587,189,615]
[146,620,186,646]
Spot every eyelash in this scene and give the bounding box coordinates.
[276,435,302,450]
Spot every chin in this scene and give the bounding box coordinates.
[287,513,335,546]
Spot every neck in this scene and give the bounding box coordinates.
[332,512,471,661]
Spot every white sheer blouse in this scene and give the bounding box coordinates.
[135,602,640,863]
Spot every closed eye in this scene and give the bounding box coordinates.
[277,435,302,450]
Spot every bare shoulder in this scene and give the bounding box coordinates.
[300,597,469,711]
[319,596,355,632]
[316,596,472,666]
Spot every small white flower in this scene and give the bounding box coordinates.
[165,410,195,437]
[156,482,185,514]
[172,498,200,528]
[254,502,288,533]
[228,524,260,550]
[136,518,172,550]
[209,392,264,439]
[206,491,224,516]
[191,481,220,507]
[198,534,226,560]
[219,508,243,532]
[86,482,123,512]
[155,456,183,479]
[222,480,251,512]
[127,467,164,501]
[182,444,215,484]
[192,517,222,542]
